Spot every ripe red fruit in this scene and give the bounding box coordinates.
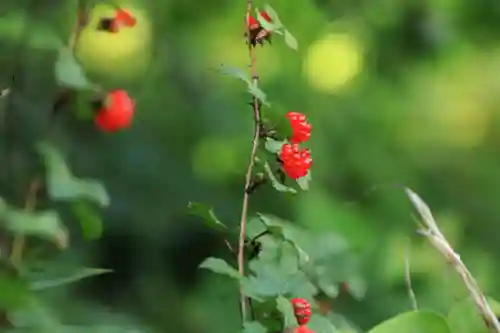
[94,90,135,132]
[292,325,315,333]
[286,111,312,144]
[291,298,312,325]
[280,144,312,179]
[246,11,273,46]
[115,8,137,27]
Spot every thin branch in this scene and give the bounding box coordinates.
[406,188,500,333]
[237,0,262,324]
[404,240,418,310]
[10,178,41,266]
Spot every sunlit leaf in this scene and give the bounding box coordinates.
[296,171,311,191]
[72,201,103,240]
[37,142,110,207]
[276,295,296,328]
[188,202,227,232]
[54,47,94,89]
[447,297,500,333]
[255,9,279,32]
[263,4,283,28]
[4,209,68,248]
[308,314,337,333]
[242,321,267,333]
[368,311,451,333]
[247,83,270,106]
[284,30,298,51]
[264,138,285,154]
[217,64,251,84]
[263,162,297,194]
[28,267,112,290]
[199,257,242,280]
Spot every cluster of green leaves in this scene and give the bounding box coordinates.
[366,296,500,333]
[0,142,111,331]
[189,204,365,333]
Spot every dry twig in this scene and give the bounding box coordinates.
[406,188,500,333]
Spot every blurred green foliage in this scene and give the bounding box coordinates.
[1,0,500,331]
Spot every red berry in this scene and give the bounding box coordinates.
[286,111,312,144]
[280,145,312,179]
[247,15,259,30]
[291,298,312,325]
[115,8,136,27]
[94,90,135,132]
[260,11,272,23]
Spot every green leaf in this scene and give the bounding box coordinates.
[284,30,298,51]
[344,275,367,300]
[4,209,68,248]
[188,202,227,232]
[72,201,103,240]
[368,310,451,333]
[447,297,500,333]
[242,321,267,333]
[255,9,279,32]
[264,138,285,154]
[0,259,30,310]
[263,162,297,194]
[276,295,296,328]
[296,170,311,191]
[243,253,316,299]
[248,83,270,107]
[37,142,110,207]
[217,64,251,84]
[199,257,242,280]
[308,314,337,333]
[27,267,112,291]
[263,4,283,28]
[54,47,94,89]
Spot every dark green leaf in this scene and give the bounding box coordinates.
[296,171,311,191]
[0,259,30,310]
[276,295,296,328]
[284,30,298,51]
[264,138,285,154]
[54,47,94,89]
[217,64,251,84]
[72,201,103,240]
[242,321,267,333]
[199,257,241,280]
[4,209,68,248]
[368,311,451,333]
[188,202,227,232]
[447,297,500,333]
[28,24,63,50]
[27,267,112,291]
[263,162,297,194]
[37,142,110,207]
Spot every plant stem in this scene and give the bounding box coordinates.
[10,178,41,266]
[237,0,261,324]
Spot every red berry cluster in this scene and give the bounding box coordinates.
[98,8,137,33]
[94,90,135,132]
[279,112,312,179]
[291,298,312,326]
[246,11,272,46]
[286,112,312,144]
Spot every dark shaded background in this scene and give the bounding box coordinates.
[1,0,500,332]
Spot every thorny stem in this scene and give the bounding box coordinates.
[237,0,262,324]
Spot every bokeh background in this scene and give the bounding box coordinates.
[1,0,500,332]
